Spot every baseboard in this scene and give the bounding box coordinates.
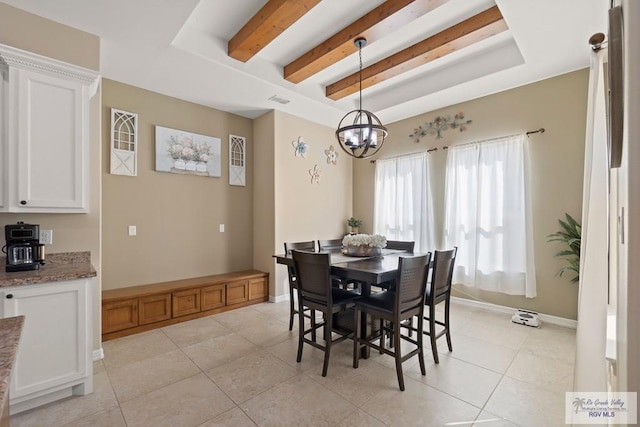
[451,296,577,329]
[92,348,104,361]
[270,294,289,303]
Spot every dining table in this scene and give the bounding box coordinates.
[274,248,429,358]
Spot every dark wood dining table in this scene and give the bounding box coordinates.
[274,248,429,357]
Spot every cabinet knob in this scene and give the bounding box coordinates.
[20,200,27,205]
[6,294,13,299]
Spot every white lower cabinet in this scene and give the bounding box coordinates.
[1,279,93,414]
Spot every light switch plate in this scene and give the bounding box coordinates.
[128,225,137,236]
[219,224,225,233]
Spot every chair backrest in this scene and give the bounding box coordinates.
[394,253,432,316]
[292,250,332,304]
[386,240,415,252]
[318,239,342,251]
[284,241,316,283]
[429,247,457,301]
[284,241,316,254]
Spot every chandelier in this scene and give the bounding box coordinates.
[335,37,388,159]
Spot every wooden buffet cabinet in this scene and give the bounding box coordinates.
[102,270,268,340]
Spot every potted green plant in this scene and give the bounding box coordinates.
[347,217,362,234]
[547,213,581,284]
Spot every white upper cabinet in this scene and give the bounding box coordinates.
[0,44,98,213]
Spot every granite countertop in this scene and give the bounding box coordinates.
[0,315,25,418]
[0,251,96,287]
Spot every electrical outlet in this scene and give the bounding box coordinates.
[219,224,225,233]
[39,229,53,245]
[128,225,137,236]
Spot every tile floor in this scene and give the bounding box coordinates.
[10,301,576,427]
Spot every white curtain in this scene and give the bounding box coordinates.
[573,48,608,394]
[444,135,536,297]
[373,152,436,253]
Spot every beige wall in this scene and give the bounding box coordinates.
[0,3,99,70]
[354,69,588,320]
[252,111,276,294]
[0,4,102,350]
[252,110,353,299]
[102,79,254,289]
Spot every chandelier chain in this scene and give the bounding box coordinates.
[358,42,363,112]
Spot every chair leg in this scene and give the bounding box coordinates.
[288,285,295,331]
[311,309,317,342]
[322,310,332,377]
[296,296,304,363]
[353,306,360,369]
[417,315,426,376]
[379,318,385,354]
[444,299,453,352]
[429,305,439,364]
[393,320,405,391]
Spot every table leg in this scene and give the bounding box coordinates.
[360,281,371,359]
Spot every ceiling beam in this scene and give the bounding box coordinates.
[326,6,507,100]
[228,0,322,62]
[284,0,449,84]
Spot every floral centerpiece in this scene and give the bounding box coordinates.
[342,234,387,257]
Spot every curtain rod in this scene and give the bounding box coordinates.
[442,128,545,150]
[369,148,437,164]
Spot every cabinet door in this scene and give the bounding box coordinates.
[172,289,200,317]
[139,294,171,325]
[201,284,225,311]
[1,280,89,399]
[248,277,268,300]
[102,298,138,333]
[226,280,248,305]
[12,68,89,212]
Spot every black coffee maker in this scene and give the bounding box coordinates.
[4,222,45,272]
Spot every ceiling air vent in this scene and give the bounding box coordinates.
[268,95,290,105]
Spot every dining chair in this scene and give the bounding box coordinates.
[318,238,362,291]
[284,241,317,334]
[403,247,457,363]
[378,240,415,292]
[352,253,432,391]
[385,240,415,252]
[292,250,361,377]
[317,238,343,251]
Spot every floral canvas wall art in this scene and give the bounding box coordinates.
[155,126,221,177]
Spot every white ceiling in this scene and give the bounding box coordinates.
[1,0,607,127]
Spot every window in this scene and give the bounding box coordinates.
[444,134,536,297]
[374,152,436,253]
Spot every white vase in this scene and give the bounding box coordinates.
[174,159,186,170]
[196,162,207,172]
[185,160,197,171]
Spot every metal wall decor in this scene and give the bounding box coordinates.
[325,145,338,165]
[309,164,321,184]
[292,136,308,157]
[409,112,472,142]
